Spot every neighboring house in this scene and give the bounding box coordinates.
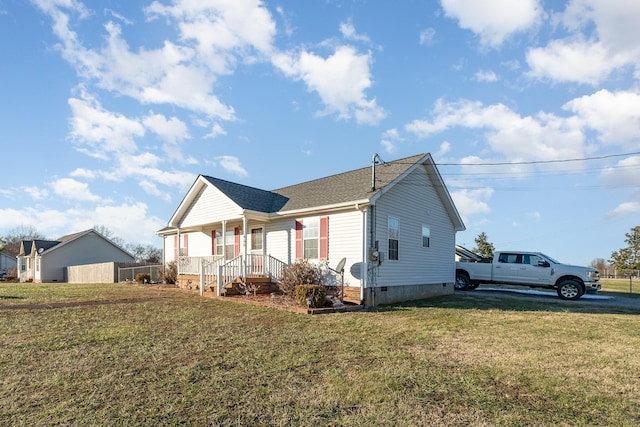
[17,229,136,283]
[157,153,465,306]
[0,251,17,276]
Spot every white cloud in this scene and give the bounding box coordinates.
[405,98,585,163]
[607,202,640,218]
[380,128,401,154]
[205,123,227,139]
[143,113,189,144]
[146,0,276,60]
[0,202,165,245]
[69,168,96,179]
[474,69,499,82]
[450,188,493,221]
[51,178,102,202]
[600,156,640,189]
[340,20,370,43]
[216,155,248,177]
[23,186,49,200]
[435,141,451,158]
[441,0,543,47]
[69,94,144,158]
[526,40,628,85]
[419,28,436,46]
[563,89,640,147]
[526,1,640,85]
[272,45,387,125]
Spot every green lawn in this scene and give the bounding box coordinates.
[1,283,639,426]
[600,277,640,297]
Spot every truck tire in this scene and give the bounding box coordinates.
[556,279,584,300]
[455,272,470,290]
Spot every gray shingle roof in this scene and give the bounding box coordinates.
[202,176,289,213]
[271,153,427,211]
[22,239,60,255]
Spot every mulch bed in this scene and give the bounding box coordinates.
[209,292,364,315]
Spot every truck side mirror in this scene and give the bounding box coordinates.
[538,260,550,268]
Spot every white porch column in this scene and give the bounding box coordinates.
[221,220,227,262]
[242,216,248,278]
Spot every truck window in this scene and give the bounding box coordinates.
[522,254,540,265]
[500,253,521,264]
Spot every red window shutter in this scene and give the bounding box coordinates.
[234,227,240,257]
[295,220,303,260]
[173,235,178,261]
[320,216,329,261]
[183,234,189,257]
[211,230,217,255]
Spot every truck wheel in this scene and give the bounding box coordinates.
[455,272,470,290]
[556,280,584,300]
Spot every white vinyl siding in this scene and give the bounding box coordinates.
[374,166,456,286]
[180,185,243,228]
[263,210,363,287]
[324,210,363,287]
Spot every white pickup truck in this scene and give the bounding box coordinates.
[455,250,601,300]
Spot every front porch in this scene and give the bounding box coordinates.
[177,254,285,296]
[175,254,362,304]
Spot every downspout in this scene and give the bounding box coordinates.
[360,204,368,305]
[369,204,376,307]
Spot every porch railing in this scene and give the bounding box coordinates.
[178,255,222,275]
[180,254,288,296]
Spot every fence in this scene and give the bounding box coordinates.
[600,268,639,279]
[118,263,163,283]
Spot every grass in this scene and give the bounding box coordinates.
[599,277,640,297]
[1,283,639,426]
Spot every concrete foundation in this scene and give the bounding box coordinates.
[365,282,454,307]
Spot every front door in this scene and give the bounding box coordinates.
[249,228,264,275]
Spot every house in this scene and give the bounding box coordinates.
[17,229,136,283]
[0,251,17,276]
[157,153,465,306]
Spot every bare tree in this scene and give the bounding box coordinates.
[126,244,162,263]
[1,225,46,257]
[93,225,126,248]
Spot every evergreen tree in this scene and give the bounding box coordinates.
[473,232,495,258]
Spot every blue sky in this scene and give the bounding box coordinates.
[1,0,639,266]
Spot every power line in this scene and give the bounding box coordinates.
[434,151,640,166]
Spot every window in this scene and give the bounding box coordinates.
[296,217,328,261]
[225,230,235,259]
[213,230,223,255]
[251,228,263,251]
[303,217,319,259]
[499,253,521,264]
[422,225,430,248]
[20,258,26,272]
[388,217,399,260]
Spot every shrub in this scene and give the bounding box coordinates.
[160,261,177,284]
[278,259,323,296]
[135,273,151,284]
[295,284,327,308]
